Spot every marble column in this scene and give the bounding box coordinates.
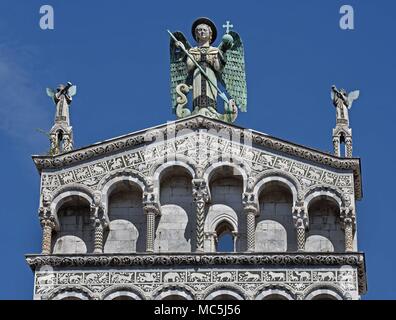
[91,192,106,254]
[341,207,355,252]
[333,136,340,157]
[292,205,308,252]
[243,193,259,252]
[345,137,353,158]
[41,219,55,255]
[39,207,55,255]
[192,179,209,253]
[143,192,160,253]
[93,219,105,254]
[144,206,157,253]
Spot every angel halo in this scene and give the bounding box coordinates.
[169,17,247,123]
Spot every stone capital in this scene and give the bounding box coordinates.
[231,231,239,239]
[143,203,160,216]
[242,192,259,215]
[143,192,160,216]
[40,217,56,230]
[192,178,209,203]
[90,201,107,227]
[340,207,356,229]
[39,207,56,229]
[292,205,308,229]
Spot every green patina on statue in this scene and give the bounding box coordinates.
[168,17,247,123]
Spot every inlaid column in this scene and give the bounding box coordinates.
[292,205,308,252]
[243,193,258,252]
[143,192,160,253]
[232,231,239,252]
[93,218,106,254]
[144,206,158,253]
[41,218,55,255]
[345,136,353,158]
[91,192,107,254]
[192,179,209,253]
[39,206,55,255]
[333,136,340,157]
[341,207,355,252]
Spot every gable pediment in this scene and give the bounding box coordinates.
[34,115,362,200]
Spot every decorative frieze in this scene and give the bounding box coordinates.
[33,266,359,300]
[34,116,361,199]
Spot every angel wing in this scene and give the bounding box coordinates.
[68,85,77,97]
[330,90,335,101]
[170,31,191,113]
[46,88,55,98]
[46,87,58,105]
[220,31,247,112]
[347,90,360,109]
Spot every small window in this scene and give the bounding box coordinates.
[215,222,235,252]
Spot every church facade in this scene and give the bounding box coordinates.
[26,18,366,300]
[27,115,366,300]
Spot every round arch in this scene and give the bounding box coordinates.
[101,284,146,300]
[152,161,195,196]
[51,183,95,205]
[204,161,248,193]
[153,285,195,300]
[48,285,93,300]
[253,170,300,204]
[50,190,93,228]
[104,291,142,300]
[204,284,246,301]
[304,187,343,213]
[305,289,343,300]
[98,169,147,193]
[100,172,146,219]
[255,289,294,300]
[303,283,346,300]
[205,289,244,300]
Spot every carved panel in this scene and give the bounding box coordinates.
[34,267,358,300]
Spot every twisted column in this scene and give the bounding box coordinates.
[345,137,353,158]
[292,205,308,252]
[91,192,107,254]
[333,137,340,157]
[192,179,209,253]
[41,218,55,255]
[243,193,258,252]
[39,206,55,255]
[341,207,356,252]
[143,192,160,253]
[93,220,105,254]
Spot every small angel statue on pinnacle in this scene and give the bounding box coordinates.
[331,85,359,126]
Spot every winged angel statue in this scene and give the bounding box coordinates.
[169,18,247,123]
[46,82,77,125]
[46,82,77,154]
[331,85,359,126]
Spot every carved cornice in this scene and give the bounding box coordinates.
[26,252,366,294]
[32,115,362,199]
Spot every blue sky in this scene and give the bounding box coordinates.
[0,0,394,299]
